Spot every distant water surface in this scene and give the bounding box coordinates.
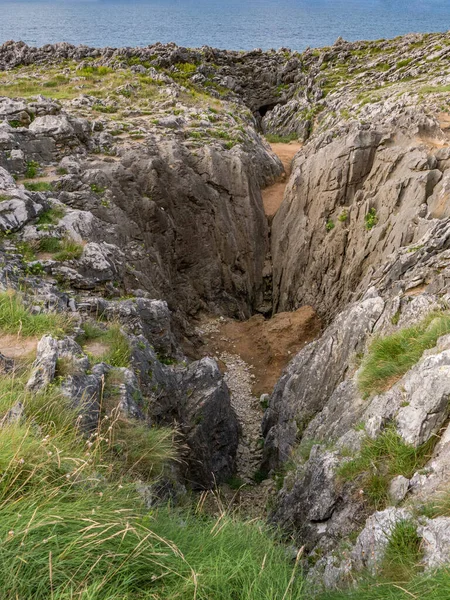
[1,0,450,51]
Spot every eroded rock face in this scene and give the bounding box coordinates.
[272,116,443,319]
[178,357,239,488]
[0,97,281,324]
[7,34,450,586]
[262,293,384,471]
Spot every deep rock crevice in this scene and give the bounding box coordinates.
[6,33,450,585]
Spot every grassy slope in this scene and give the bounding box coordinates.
[0,291,305,600]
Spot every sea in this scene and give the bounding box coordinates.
[1,0,450,52]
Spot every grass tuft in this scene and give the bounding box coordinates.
[77,322,131,368]
[0,290,69,337]
[358,312,450,396]
[381,519,422,581]
[24,181,53,192]
[265,132,299,143]
[36,206,65,225]
[53,238,84,261]
[338,426,435,509]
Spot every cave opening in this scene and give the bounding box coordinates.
[257,102,280,118]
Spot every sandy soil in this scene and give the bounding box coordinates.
[262,142,302,219]
[0,334,38,359]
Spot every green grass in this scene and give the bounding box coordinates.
[417,487,450,519]
[396,58,412,69]
[53,238,84,261]
[16,240,38,261]
[358,312,450,396]
[419,84,450,94]
[37,236,83,261]
[0,362,307,600]
[77,65,112,77]
[38,236,63,253]
[380,520,422,581]
[326,219,335,232]
[0,290,69,337]
[146,508,305,600]
[175,62,198,73]
[338,427,435,508]
[77,322,131,368]
[24,181,53,192]
[317,570,450,600]
[36,206,66,226]
[265,133,299,143]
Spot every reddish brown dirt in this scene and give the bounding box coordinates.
[200,306,322,397]
[262,142,302,219]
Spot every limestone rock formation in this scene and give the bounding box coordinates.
[6,32,450,589]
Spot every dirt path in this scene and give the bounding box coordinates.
[262,142,302,219]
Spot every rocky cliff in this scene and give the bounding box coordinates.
[4,32,450,592]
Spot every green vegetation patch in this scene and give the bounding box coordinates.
[265,132,299,143]
[0,290,69,337]
[318,571,450,600]
[24,181,53,192]
[338,426,435,508]
[52,237,84,261]
[381,519,423,581]
[338,210,348,223]
[358,312,450,396]
[365,207,378,230]
[77,322,131,368]
[36,205,66,226]
[0,356,306,600]
[90,183,106,194]
[37,235,83,261]
[24,160,40,179]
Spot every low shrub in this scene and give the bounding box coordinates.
[365,207,378,230]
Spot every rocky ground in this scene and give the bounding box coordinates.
[5,31,450,593]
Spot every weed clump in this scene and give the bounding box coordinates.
[381,519,422,581]
[365,207,378,230]
[24,181,53,192]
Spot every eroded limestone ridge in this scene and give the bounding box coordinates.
[5,31,450,591]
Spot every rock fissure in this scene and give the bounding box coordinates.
[7,33,450,587]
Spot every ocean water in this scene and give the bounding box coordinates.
[0,0,450,51]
